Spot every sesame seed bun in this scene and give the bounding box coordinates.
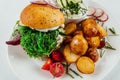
[20,4,65,29]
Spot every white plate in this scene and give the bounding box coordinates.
[8,0,120,80]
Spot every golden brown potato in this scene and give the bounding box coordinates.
[70,33,88,55]
[87,48,99,62]
[81,18,96,27]
[65,22,77,35]
[76,56,95,74]
[63,44,80,63]
[81,18,98,37]
[86,36,100,47]
[97,24,107,37]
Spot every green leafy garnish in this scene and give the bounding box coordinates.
[18,25,61,58]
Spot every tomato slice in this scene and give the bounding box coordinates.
[50,62,65,77]
[42,58,53,70]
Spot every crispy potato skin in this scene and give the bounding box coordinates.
[81,18,98,37]
[70,33,88,55]
[97,24,107,37]
[86,36,100,47]
[63,45,80,63]
[87,48,99,62]
[65,22,77,35]
[76,56,95,74]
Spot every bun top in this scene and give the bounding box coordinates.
[20,4,65,29]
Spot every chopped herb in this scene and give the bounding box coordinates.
[105,42,116,50]
[60,0,87,16]
[100,49,106,58]
[12,20,20,36]
[101,22,104,26]
[108,27,119,36]
[69,68,83,78]
[67,72,74,78]
[62,62,83,79]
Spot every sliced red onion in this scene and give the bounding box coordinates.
[6,33,21,46]
[93,8,104,18]
[97,13,109,22]
[87,6,96,16]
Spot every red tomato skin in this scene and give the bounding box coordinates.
[50,62,65,77]
[51,50,64,62]
[42,58,53,70]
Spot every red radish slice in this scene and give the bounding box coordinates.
[93,8,104,18]
[87,7,96,16]
[97,13,109,22]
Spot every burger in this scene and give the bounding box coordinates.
[6,3,65,58]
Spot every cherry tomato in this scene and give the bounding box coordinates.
[42,58,53,70]
[51,50,64,62]
[50,62,65,77]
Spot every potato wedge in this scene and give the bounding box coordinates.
[70,33,88,55]
[97,24,107,37]
[65,22,77,35]
[63,44,80,63]
[86,36,100,47]
[76,56,95,74]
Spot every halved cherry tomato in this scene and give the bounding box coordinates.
[51,50,64,62]
[50,62,65,77]
[42,58,53,70]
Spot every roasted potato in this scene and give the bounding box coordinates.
[81,18,98,37]
[70,33,88,55]
[81,18,96,27]
[76,56,95,74]
[97,24,107,37]
[87,48,99,62]
[65,22,77,35]
[86,36,100,47]
[63,44,80,63]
